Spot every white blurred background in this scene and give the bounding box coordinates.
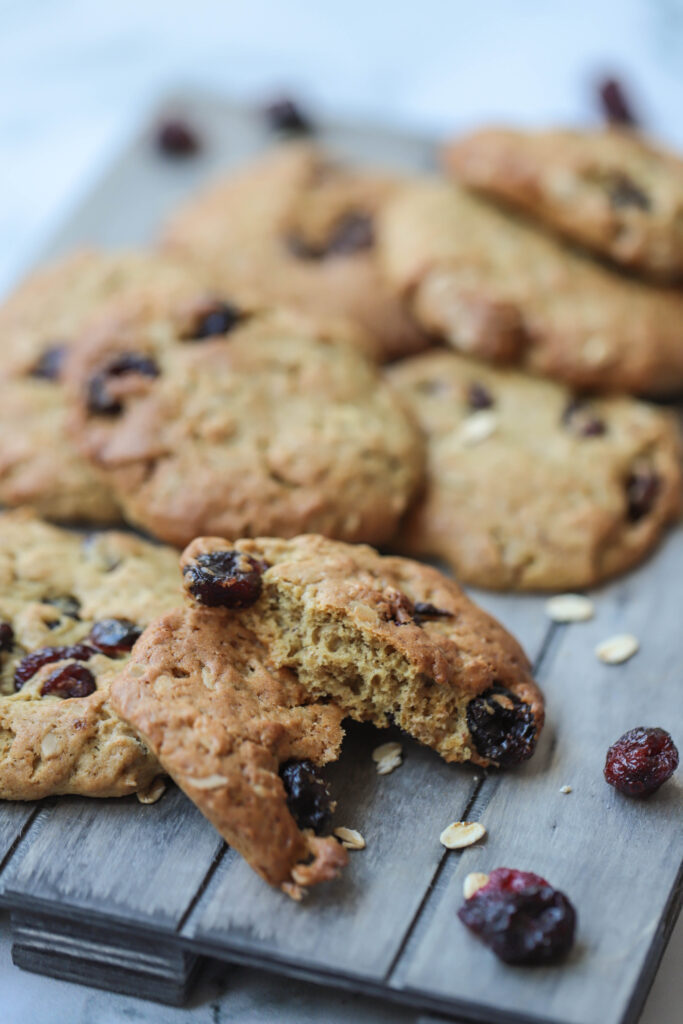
[0,1,681,1021]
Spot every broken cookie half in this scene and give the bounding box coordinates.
[179,535,544,769]
[110,606,347,898]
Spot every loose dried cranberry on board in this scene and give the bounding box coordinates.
[156,119,200,157]
[458,867,576,965]
[41,663,97,699]
[598,77,638,127]
[604,727,679,797]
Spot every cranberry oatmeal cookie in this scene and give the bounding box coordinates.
[0,510,180,800]
[111,606,347,897]
[0,249,207,523]
[179,535,544,769]
[387,350,681,590]
[163,143,428,362]
[66,293,423,547]
[378,179,683,394]
[444,127,683,279]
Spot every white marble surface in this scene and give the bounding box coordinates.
[0,1,681,1020]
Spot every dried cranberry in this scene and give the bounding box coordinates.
[458,867,576,965]
[413,602,453,623]
[183,550,266,608]
[188,301,244,340]
[604,727,679,797]
[88,618,142,656]
[0,621,14,652]
[264,97,312,135]
[14,643,94,691]
[29,345,67,380]
[466,685,537,767]
[598,77,638,127]
[626,467,660,521]
[87,353,159,415]
[607,174,650,211]
[562,399,606,438]
[43,595,81,620]
[280,759,333,834]
[156,119,200,157]
[466,381,494,410]
[40,663,96,699]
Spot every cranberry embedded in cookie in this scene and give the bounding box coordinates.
[183,550,267,608]
[41,663,97,699]
[86,352,160,415]
[465,686,537,768]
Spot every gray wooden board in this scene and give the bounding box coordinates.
[0,89,680,1024]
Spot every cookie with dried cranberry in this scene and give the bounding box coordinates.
[65,294,423,548]
[180,534,544,768]
[110,606,347,897]
[0,510,181,800]
[444,127,683,280]
[378,179,683,395]
[0,249,207,523]
[162,143,429,362]
[387,350,681,590]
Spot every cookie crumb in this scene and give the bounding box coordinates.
[545,594,594,623]
[459,410,498,446]
[334,827,366,850]
[596,633,639,665]
[559,785,572,795]
[463,871,490,899]
[440,821,487,850]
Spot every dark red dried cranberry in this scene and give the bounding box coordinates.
[183,550,266,608]
[88,618,142,656]
[458,867,576,965]
[598,77,638,126]
[466,685,537,767]
[188,301,244,340]
[264,97,312,135]
[280,759,333,833]
[29,345,67,380]
[43,595,81,620]
[87,352,159,415]
[14,643,94,691]
[626,467,660,521]
[156,119,200,157]
[562,399,606,438]
[40,663,96,699]
[0,621,14,652]
[413,602,453,623]
[467,381,494,411]
[607,174,650,211]
[604,727,678,797]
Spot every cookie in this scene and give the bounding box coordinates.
[65,293,424,548]
[179,535,544,768]
[378,179,683,395]
[387,351,681,590]
[444,127,683,279]
[111,606,347,896]
[0,249,207,523]
[0,510,181,800]
[163,143,429,362]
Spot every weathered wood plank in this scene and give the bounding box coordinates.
[392,528,683,1024]
[1,788,223,929]
[0,805,39,889]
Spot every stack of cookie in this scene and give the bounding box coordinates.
[0,124,680,895]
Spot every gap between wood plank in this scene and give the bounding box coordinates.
[175,842,229,935]
[383,621,560,985]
